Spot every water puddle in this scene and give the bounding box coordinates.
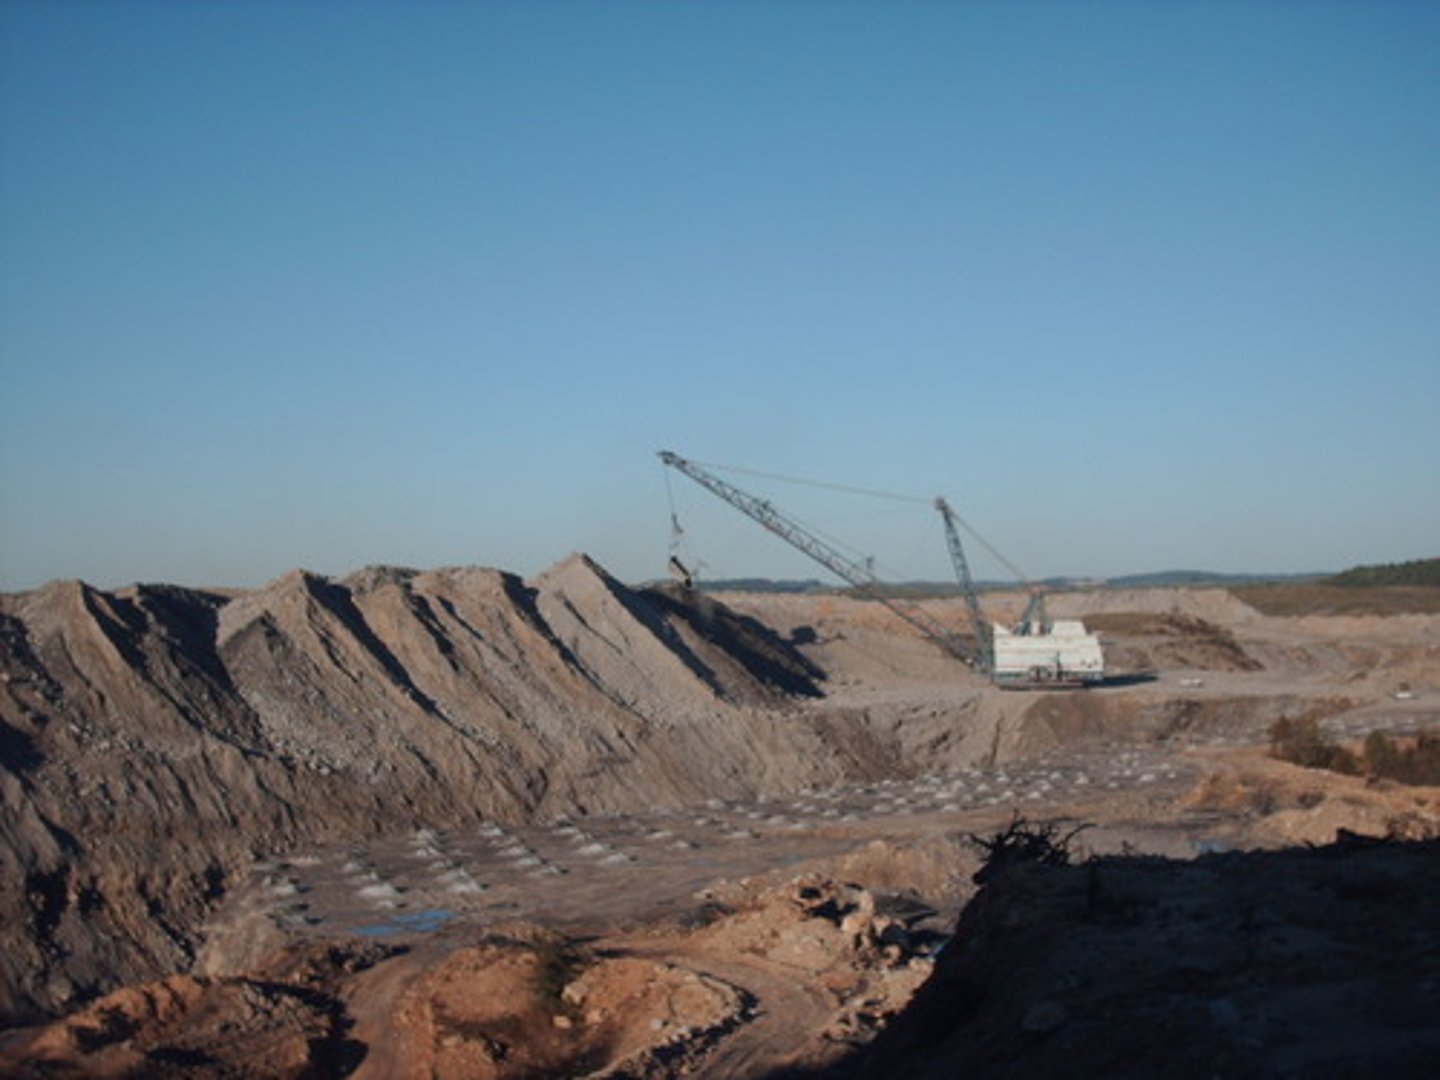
[354,908,454,938]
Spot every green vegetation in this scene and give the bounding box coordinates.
[699,578,828,594]
[1269,716,1440,785]
[1105,570,1318,588]
[1233,583,1440,617]
[1325,558,1440,589]
[1361,731,1440,786]
[1268,715,1360,774]
[693,558,1440,609]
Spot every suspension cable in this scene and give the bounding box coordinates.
[942,505,1031,585]
[696,460,1036,587]
[691,459,930,505]
[679,454,1035,586]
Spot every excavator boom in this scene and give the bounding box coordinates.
[658,451,1103,687]
[658,451,983,670]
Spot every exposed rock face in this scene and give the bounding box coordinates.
[1,579,301,1026]
[0,555,833,1024]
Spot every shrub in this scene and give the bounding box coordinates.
[1268,716,1359,774]
[1272,720,1440,786]
[1326,558,1440,588]
[967,814,1090,884]
[1361,731,1440,786]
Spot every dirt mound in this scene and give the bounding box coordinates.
[1180,749,1440,847]
[383,932,747,1080]
[0,557,839,1024]
[719,591,985,694]
[844,837,1440,1079]
[1083,612,1261,673]
[1047,586,1263,626]
[1,940,392,1078]
[642,582,827,704]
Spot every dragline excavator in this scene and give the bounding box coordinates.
[658,450,1104,688]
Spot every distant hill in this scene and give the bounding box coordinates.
[1104,570,1324,589]
[1235,559,1440,616]
[1325,558,1440,588]
[681,571,1322,598]
[692,578,830,594]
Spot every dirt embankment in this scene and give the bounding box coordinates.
[1082,611,1262,673]
[839,836,1440,1079]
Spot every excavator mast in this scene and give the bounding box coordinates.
[934,497,993,675]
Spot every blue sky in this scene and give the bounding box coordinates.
[2,1,1437,590]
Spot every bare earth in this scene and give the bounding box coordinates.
[1,558,1437,1076]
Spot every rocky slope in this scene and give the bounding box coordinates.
[0,554,841,1024]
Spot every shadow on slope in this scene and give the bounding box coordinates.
[776,835,1440,1079]
[642,582,826,702]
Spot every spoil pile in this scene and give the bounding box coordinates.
[0,556,839,1023]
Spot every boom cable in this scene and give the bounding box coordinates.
[691,459,930,505]
[695,457,1031,583]
[940,505,1031,586]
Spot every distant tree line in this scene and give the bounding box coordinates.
[1325,558,1440,588]
[666,559,1440,597]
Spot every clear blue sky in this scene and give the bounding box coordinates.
[2,2,1437,590]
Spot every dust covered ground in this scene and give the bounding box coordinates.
[2,566,1438,1076]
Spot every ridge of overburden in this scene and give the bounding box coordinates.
[0,553,838,1024]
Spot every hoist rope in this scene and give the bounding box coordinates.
[662,466,685,557]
